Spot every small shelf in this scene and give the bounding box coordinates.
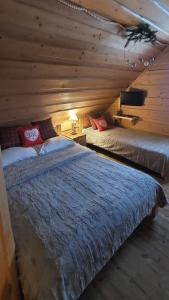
[113,114,138,121]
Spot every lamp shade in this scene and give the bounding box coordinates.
[69,111,78,121]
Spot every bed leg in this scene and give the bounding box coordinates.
[148,206,159,220]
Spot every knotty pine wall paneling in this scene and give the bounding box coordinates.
[0,0,164,127]
[108,47,169,136]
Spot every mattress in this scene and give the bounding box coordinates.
[4,141,167,300]
[85,126,169,177]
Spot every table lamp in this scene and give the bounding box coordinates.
[69,111,78,135]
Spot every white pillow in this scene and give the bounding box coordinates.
[39,136,74,155]
[2,147,37,167]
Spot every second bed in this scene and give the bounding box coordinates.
[85,126,169,177]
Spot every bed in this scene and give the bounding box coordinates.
[4,137,167,300]
[85,126,169,178]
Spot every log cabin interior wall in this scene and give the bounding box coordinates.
[0,0,168,130]
[0,1,169,296]
[108,46,169,136]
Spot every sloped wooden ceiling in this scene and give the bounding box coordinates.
[0,0,168,126]
[73,0,169,42]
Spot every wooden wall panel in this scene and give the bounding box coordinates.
[0,0,165,126]
[0,60,140,80]
[108,47,169,136]
[0,151,20,300]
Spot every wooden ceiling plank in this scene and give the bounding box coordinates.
[1,1,128,50]
[72,0,168,41]
[0,21,162,60]
[0,38,146,71]
[114,0,169,37]
[0,98,115,121]
[0,0,163,55]
[71,0,141,26]
[0,89,119,110]
[0,23,159,62]
[14,0,123,35]
[0,60,141,80]
[0,79,129,96]
[0,104,110,126]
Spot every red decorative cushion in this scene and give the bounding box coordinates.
[93,115,108,131]
[0,126,21,150]
[32,118,57,140]
[18,125,43,147]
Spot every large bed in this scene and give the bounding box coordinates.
[4,137,167,300]
[85,126,169,178]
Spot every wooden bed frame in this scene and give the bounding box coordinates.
[148,206,159,220]
[0,149,20,300]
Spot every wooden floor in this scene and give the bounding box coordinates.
[79,149,169,300]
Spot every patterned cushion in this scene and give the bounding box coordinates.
[0,126,21,150]
[18,125,43,147]
[93,115,108,131]
[32,118,57,140]
[88,112,114,130]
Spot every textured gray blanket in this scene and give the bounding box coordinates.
[5,144,167,300]
[85,127,169,177]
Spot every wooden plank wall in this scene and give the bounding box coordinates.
[0,0,164,128]
[0,150,20,300]
[108,46,169,136]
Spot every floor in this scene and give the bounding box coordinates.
[79,148,169,300]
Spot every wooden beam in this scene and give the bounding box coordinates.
[0,60,140,80]
[0,37,146,71]
[0,103,111,126]
[0,79,129,96]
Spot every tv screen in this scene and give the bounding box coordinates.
[120,91,144,106]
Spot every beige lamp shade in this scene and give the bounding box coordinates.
[69,111,78,121]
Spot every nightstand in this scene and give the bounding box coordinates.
[61,131,86,146]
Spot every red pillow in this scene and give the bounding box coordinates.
[93,115,108,131]
[18,125,43,147]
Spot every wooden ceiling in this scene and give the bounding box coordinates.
[0,0,168,125]
[73,0,169,42]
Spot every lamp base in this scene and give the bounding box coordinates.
[71,122,78,135]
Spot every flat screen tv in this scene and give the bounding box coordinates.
[120,91,144,106]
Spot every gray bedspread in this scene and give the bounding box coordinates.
[4,143,167,300]
[85,127,169,177]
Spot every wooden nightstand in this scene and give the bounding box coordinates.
[61,131,86,146]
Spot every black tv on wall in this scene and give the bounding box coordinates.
[120,91,144,106]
